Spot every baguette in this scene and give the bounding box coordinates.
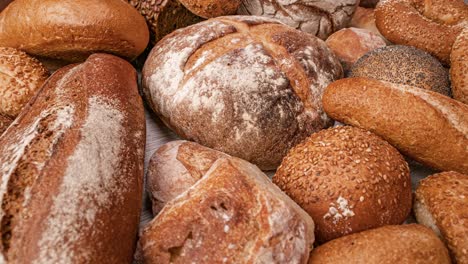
[322,77,468,174]
[0,54,145,263]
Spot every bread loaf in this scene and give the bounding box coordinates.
[322,77,468,174]
[140,157,315,263]
[414,171,468,264]
[0,54,145,263]
[179,0,241,18]
[143,16,343,170]
[451,27,468,104]
[0,0,149,62]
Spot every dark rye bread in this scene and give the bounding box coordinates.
[143,16,343,170]
[0,54,145,263]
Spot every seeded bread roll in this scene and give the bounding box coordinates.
[414,171,468,264]
[142,16,343,170]
[348,45,451,96]
[237,0,359,39]
[309,224,451,264]
[273,126,411,243]
[141,157,315,263]
[451,27,468,104]
[0,54,145,263]
[0,0,149,62]
[323,77,468,174]
[179,0,241,18]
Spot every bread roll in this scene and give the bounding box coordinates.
[140,157,315,263]
[451,27,468,104]
[348,45,451,96]
[323,77,468,174]
[308,224,451,264]
[0,47,49,118]
[349,7,387,41]
[325,27,386,71]
[179,0,241,18]
[273,126,411,243]
[147,140,228,214]
[143,16,343,170]
[414,171,468,264]
[0,0,149,62]
[237,0,359,39]
[0,54,145,263]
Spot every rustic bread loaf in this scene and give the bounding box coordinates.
[179,0,241,18]
[140,157,315,263]
[451,27,468,104]
[142,16,343,170]
[273,126,411,243]
[323,77,468,174]
[147,140,228,214]
[237,0,359,39]
[0,0,149,62]
[414,171,468,264]
[308,224,451,264]
[348,45,451,96]
[0,54,145,263]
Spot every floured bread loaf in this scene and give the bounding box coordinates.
[142,16,343,170]
[140,157,315,263]
[237,0,359,39]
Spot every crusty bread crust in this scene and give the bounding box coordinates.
[0,54,145,263]
[323,77,468,174]
[451,28,468,104]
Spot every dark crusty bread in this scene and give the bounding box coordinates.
[308,224,451,264]
[273,126,411,243]
[143,16,343,170]
[140,157,315,263]
[180,0,241,18]
[451,27,468,104]
[0,54,145,263]
[323,77,468,174]
[414,171,468,264]
[0,0,149,62]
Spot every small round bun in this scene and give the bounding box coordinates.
[0,47,49,118]
[451,28,468,104]
[309,224,451,264]
[179,0,241,18]
[375,0,467,65]
[273,126,411,243]
[349,45,451,96]
[414,171,468,264]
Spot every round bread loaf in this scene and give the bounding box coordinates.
[414,171,468,264]
[142,16,343,170]
[179,0,241,18]
[349,45,451,96]
[0,47,49,118]
[451,28,468,104]
[375,0,467,65]
[237,0,359,39]
[308,224,451,264]
[359,0,379,8]
[273,126,411,243]
[0,0,149,62]
[325,27,386,72]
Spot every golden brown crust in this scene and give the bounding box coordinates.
[375,0,467,65]
[273,126,411,243]
[0,54,145,263]
[179,0,241,18]
[0,0,149,62]
[308,224,451,264]
[415,171,468,264]
[451,27,468,104]
[141,157,315,264]
[322,77,468,174]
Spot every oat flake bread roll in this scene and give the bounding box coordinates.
[414,171,468,264]
[0,54,145,263]
[140,157,315,263]
[308,224,451,264]
[0,0,149,62]
[142,16,343,170]
[323,77,468,174]
[237,0,359,39]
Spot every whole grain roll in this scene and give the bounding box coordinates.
[273,126,411,243]
[348,45,451,96]
[308,224,451,264]
[414,171,468,264]
[179,0,241,18]
[451,27,468,104]
[0,0,149,62]
[142,16,343,170]
[237,0,359,39]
